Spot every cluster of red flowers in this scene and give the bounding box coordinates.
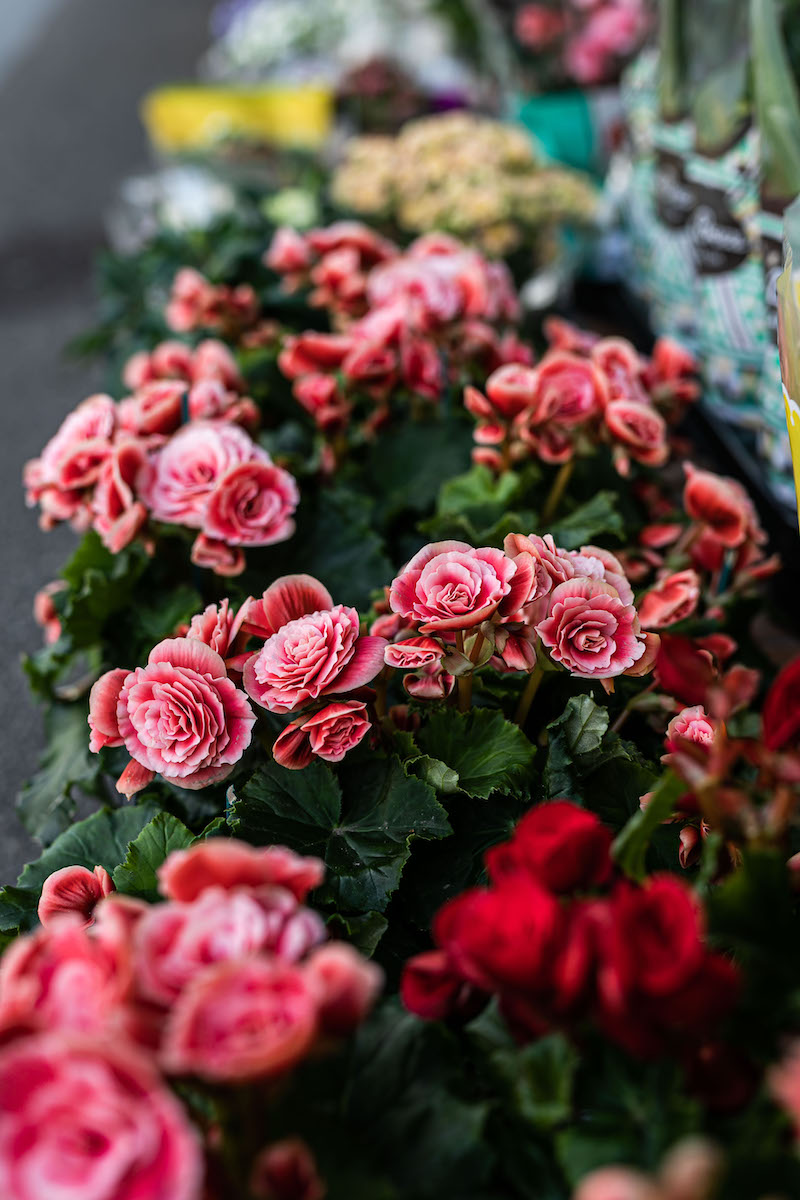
[165,266,260,337]
[402,800,739,1064]
[465,318,697,474]
[24,339,298,576]
[270,224,529,446]
[0,839,381,1200]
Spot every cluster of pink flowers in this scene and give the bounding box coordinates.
[165,266,259,336]
[0,839,381,1200]
[89,576,390,792]
[24,339,298,576]
[402,800,739,1062]
[271,225,528,445]
[514,0,651,87]
[376,534,656,698]
[466,320,697,474]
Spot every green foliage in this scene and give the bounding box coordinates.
[229,755,450,915]
[0,886,40,948]
[414,708,536,800]
[60,532,150,649]
[612,771,685,881]
[17,703,102,842]
[112,811,197,901]
[363,419,473,524]
[421,465,536,544]
[17,802,159,892]
[548,491,625,548]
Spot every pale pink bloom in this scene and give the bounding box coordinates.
[266,226,312,274]
[366,257,462,328]
[38,865,114,928]
[0,916,131,1036]
[390,541,532,633]
[272,701,372,769]
[158,840,324,904]
[571,545,634,606]
[90,638,255,794]
[638,569,701,629]
[165,266,216,332]
[665,705,716,750]
[24,396,117,528]
[91,439,151,553]
[187,597,248,657]
[536,577,647,678]
[250,1139,326,1200]
[304,942,383,1036]
[573,1165,660,1200]
[244,597,386,715]
[190,338,243,388]
[134,886,325,1006]
[203,459,298,548]
[0,1034,202,1200]
[147,420,263,528]
[190,533,245,577]
[162,958,318,1081]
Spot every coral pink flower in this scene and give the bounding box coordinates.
[573,1166,660,1200]
[404,662,455,699]
[532,352,609,425]
[134,887,325,1006]
[399,336,442,400]
[389,541,532,633]
[117,380,186,436]
[89,638,255,794]
[187,597,248,657]
[536,577,647,678]
[638,569,701,629]
[190,533,245,577]
[33,581,65,645]
[266,226,313,274]
[665,705,716,750]
[0,1035,203,1200]
[0,916,131,1036]
[203,459,298,548]
[190,339,243,388]
[158,841,324,904]
[272,701,372,769]
[278,333,352,380]
[384,637,445,670]
[162,958,318,1081]
[147,420,263,527]
[515,4,565,48]
[250,1139,325,1200]
[683,463,765,548]
[605,399,668,469]
[165,267,216,332]
[304,942,383,1036]
[91,439,151,553]
[38,865,114,928]
[504,532,576,604]
[243,583,386,714]
[770,1041,800,1139]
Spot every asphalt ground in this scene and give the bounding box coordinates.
[0,0,216,881]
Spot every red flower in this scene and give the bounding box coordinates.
[762,655,800,752]
[486,801,613,894]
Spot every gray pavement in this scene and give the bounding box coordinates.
[0,0,217,881]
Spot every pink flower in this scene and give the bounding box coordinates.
[366,258,462,327]
[91,439,151,553]
[504,532,575,605]
[0,917,131,1036]
[162,958,318,1081]
[38,866,114,928]
[250,1139,325,1200]
[190,339,243,388]
[147,421,263,528]
[117,380,186,436]
[573,1166,660,1200]
[683,463,765,549]
[134,887,325,1006]
[278,333,352,380]
[266,227,312,274]
[638,569,701,629]
[158,841,324,904]
[190,534,245,577]
[203,459,298,548]
[605,399,668,470]
[273,701,372,769]
[483,363,538,419]
[187,598,248,657]
[389,541,532,633]
[293,374,350,433]
[0,1035,202,1200]
[384,636,445,670]
[404,662,455,699]
[33,582,65,645]
[770,1041,800,1139]
[304,942,382,1036]
[399,336,442,400]
[89,638,255,793]
[166,267,217,332]
[243,581,386,714]
[515,4,565,47]
[573,545,634,605]
[536,577,647,678]
[531,352,609,426]
[665,705,716,750]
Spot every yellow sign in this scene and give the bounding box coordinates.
[141,84,333,154]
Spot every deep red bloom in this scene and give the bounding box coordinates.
[762,655,800,752]
[486,801,613,894]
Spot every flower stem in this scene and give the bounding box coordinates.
[455,630,472,713]
[541,459,574,526]
[514,664,543,728]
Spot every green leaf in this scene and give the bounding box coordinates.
[492,1034,578,1132]
[404,755,460,794]
[548,491,624,549]
[17,703,101,843]
[421,465,528,543]
[60,531,149,648]
[112,812,196,901]
[0,887,40,947]
[364,420,473,522]
[229,756,450,914]
[415,708,535,800]
[326,910,389,957]
[18,803,160,892]
[612,771,685,881]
